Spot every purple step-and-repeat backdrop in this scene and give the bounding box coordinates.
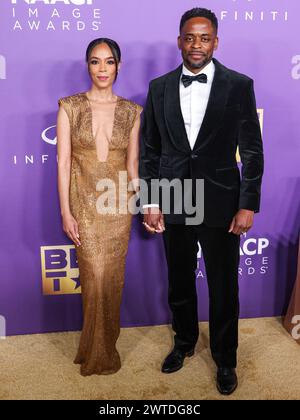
[0,0,299,336]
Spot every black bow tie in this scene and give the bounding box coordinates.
[181,73,207,88]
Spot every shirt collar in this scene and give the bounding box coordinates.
[182,60,215,82]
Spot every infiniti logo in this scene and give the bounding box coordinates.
[42,125,57,145]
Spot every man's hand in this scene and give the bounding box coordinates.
[228,209,254,235]
[143,207,165,234]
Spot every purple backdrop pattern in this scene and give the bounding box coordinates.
[0,0,299,336]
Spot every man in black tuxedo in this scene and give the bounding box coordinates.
[139,8,264,395]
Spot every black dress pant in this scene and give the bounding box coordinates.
[162,222,240,368]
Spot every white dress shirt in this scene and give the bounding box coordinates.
[180,60,215,149]
[143,60,215,209]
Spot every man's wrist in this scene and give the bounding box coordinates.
[142,204,160,208]
[239,208,254,213]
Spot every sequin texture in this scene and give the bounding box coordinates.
[58,93,142,376]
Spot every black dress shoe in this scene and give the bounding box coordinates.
[161,347,194,374]
[216,368,238,395]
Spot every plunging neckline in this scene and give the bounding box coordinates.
[83,92,120,161]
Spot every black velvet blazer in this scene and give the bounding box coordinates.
[139,58,264,226]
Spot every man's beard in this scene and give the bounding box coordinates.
[185,55,211,70]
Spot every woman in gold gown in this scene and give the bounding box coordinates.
[56,38,142,376]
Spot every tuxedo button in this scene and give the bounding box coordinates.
[190,154,198,159]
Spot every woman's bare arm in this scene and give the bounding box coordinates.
[57,104,81,246]
[126,108,142,194]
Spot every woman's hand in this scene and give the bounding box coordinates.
[62,213,81,247]
[143,207,165,234]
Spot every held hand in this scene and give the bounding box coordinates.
[143,207,165,234]
[62,213,81,246]
[228,209,254,235]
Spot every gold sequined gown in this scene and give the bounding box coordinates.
[58,93,142,376]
